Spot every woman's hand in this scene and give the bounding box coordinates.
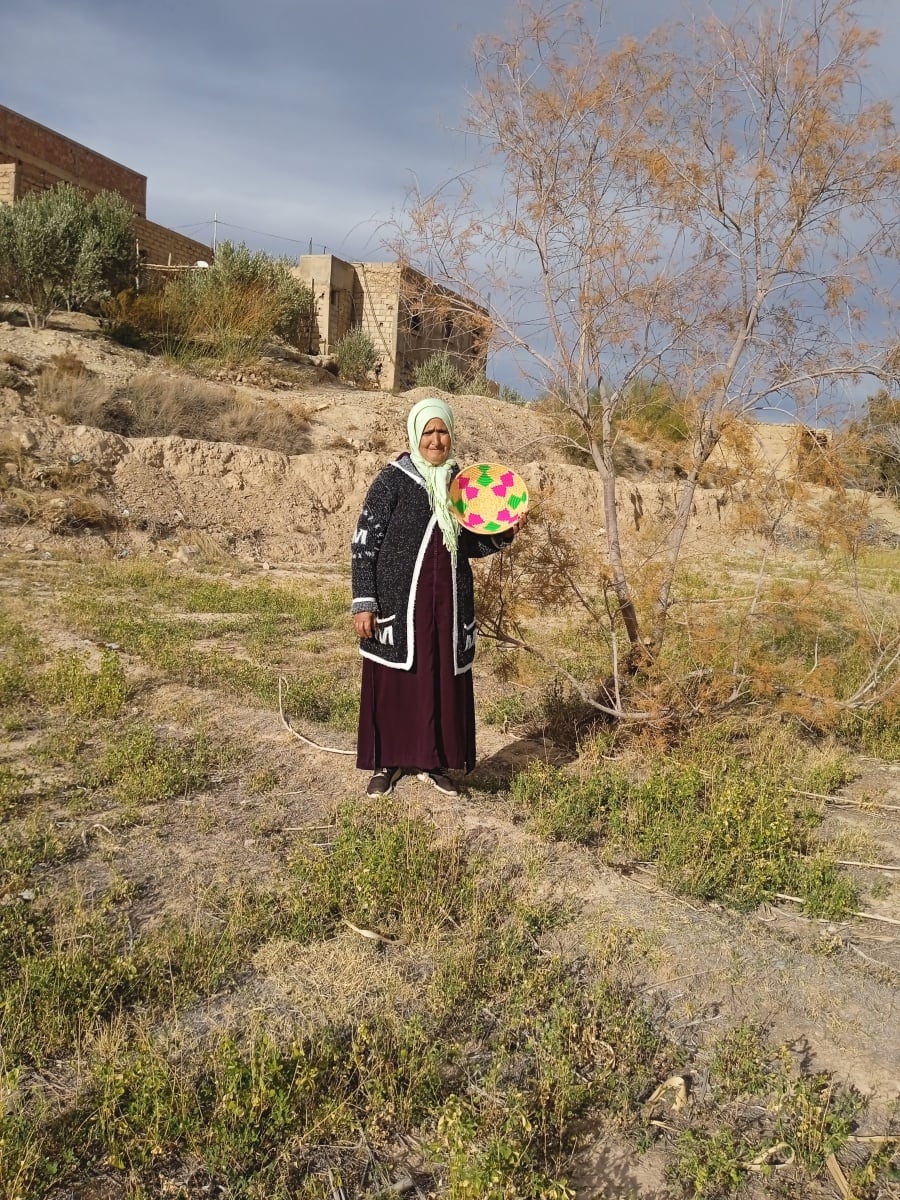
[353,611,376,639]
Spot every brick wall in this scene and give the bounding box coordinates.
[134,216,211,268]
[0,162,16,206]
[354,262,402,388]
[0,104,146,214]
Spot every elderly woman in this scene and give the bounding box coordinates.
[351,397,516,796]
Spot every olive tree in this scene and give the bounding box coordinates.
[0,183,134,328]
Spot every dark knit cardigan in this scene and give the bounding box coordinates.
[351,454,508,673]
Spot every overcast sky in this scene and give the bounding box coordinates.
[3,0,896,259]
[2,0,897,402]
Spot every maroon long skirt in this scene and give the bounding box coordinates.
[356,529,476,773]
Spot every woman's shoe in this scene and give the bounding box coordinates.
[416,770,458,796]
[366,767,402,796]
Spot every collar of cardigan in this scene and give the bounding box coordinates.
[391,454,427,488]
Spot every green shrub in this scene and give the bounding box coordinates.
[334,327,378,385]
[414,350,465,393]
[499,383,528,405]
[412,352,496,395]
[103,242,316,365]
[174,242,316,361]
[0,184,133,329]
[846,389,900,499]
[620,378,690,443]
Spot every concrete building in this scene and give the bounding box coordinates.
[0,104,210,267]
[295,254,491,391]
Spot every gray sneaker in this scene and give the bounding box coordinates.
[366,767,402,796]
[417,770,459,796]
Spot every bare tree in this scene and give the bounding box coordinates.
[396,0,899,684]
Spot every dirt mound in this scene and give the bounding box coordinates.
[2,315,899,567]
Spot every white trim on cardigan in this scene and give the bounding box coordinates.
[358,515,436,671]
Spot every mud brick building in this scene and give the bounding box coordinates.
[0,104,210,267]
[295,254,491,391]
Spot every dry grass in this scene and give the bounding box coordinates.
[34,370,119,429]
[31,369,311,454]
[0,438,119,533]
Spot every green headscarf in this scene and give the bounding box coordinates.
[407,397,459,565]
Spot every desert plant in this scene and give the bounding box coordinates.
[37,651,130,720]
[619,378,690,444]
[124,373,310,452]
[0,184,134,328]
[848,390,900,499]
[510,756,860,915]
[65,189,135,311]
[173,241,316,363]
[34,367,311,452]
[412,351,494,395]
[334,327,378,385]
[414,351,466,393]
[102,243,315,364]
[35,368,118,429]
[396,0,900,707]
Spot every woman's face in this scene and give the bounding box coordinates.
[419,418,452,466]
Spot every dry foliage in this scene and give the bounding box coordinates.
[32,370,311,455]
[36,368,121,430]
[397,0,900,707]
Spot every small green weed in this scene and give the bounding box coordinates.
[483,692,530,726]
[284,671,359,732]
[0,611,43,663]
[84,724,215,810]
[0,823,64,892]
[37,650,129,719]
[247,766,279,795]
[803,752,853,795]
[775,1073,864,1173]
[669,1127,746,1199]
[176,578,346,627]
[1,884,292,1070]
[289,801,478,941]
[793,854,860,919]
[0,610,44,716]
[839,708,900,761]
[0,765,28,819]
[511,759,859,915]
[0,662,33,712]
[709,1021,774,1099]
